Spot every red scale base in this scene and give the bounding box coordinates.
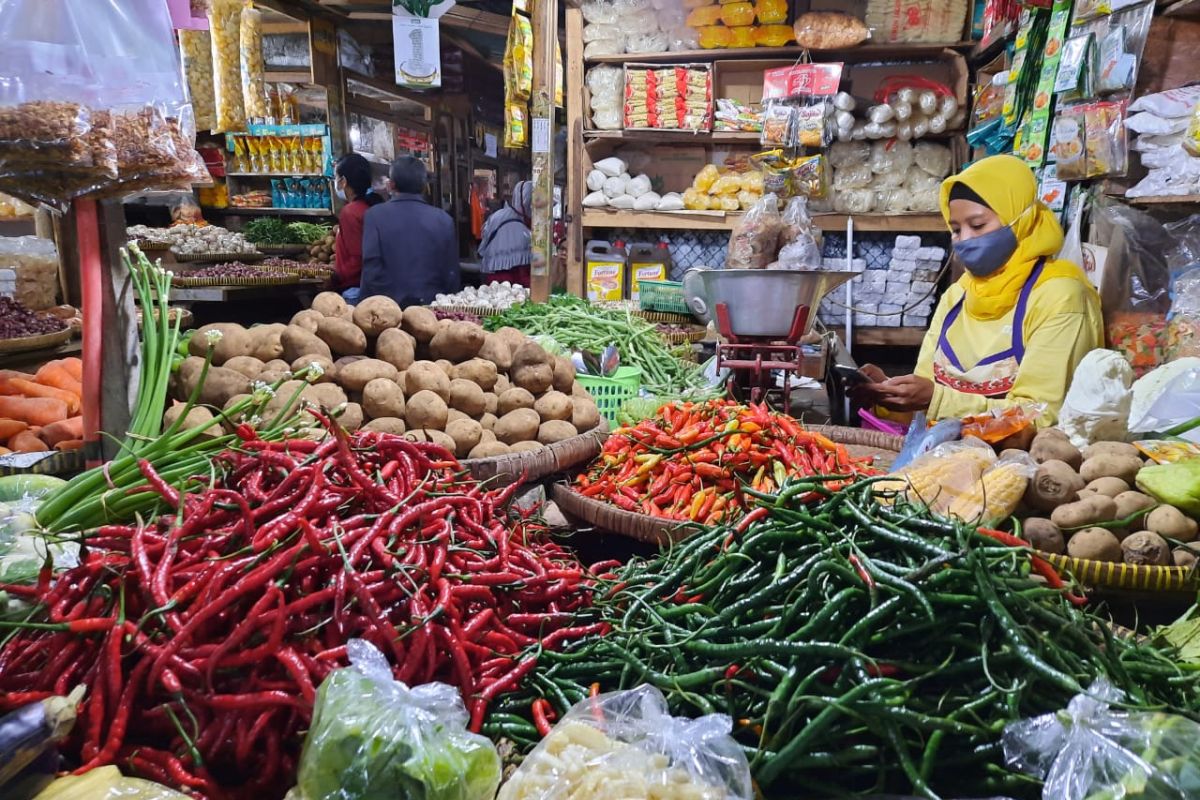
[714,302,812,408]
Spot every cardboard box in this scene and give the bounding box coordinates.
[843,50,969,108]
[713,60,794,110]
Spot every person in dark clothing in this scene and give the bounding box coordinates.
[331,153,383,303]
[361,156,460,306]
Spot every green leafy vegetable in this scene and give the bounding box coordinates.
[287,222,333,245]
[241,217,290,245]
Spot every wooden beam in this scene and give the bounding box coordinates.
[565,7,585,298]
[529,0,556,302]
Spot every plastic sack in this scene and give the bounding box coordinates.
[209,0,247,133]
[868,139,915,175]
[726,193,782,269]
[913,141,952,178]
[581,0,620,24]
[1057,350,1134,447]
[497,685,752,800]
[0,236,60,311]
[1129,362,1200,442]
[828,140,870,169]
[833,189,875,214]
[180,30,217,132]
[294,639,501,800]
[240,5,269,120]
[876,187,913,212]
[792,11,870,49]
[833,162,874,191]
[1003,678,1200,800]
[30,765,190,800]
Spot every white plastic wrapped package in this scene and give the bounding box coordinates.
[592,109,622,130]
[609,194,636,209]
[583,191,608,207]
[914,142,953,177]
[869,139,915,175]
[1057,349,1134,446]
[1003,678,1200,800]
[657,192,685,210]
[602,175,627,198]
[876,187,913,212]
[626,32,669,52]
[497,685,752,800]
[833,189,876,214]
[872,166,907,189]
[594,157,626,178]
[581,0,620,23]
[587,170,606,191]
[584,40,624,58]
[1129,359,1200,435]
[833,162,874,191]
[583,23,624,42]
[905,165,943,195]
[587,66,623,95]
[626,174,652,197]
[633,191,661,210]
[587,66,624,130]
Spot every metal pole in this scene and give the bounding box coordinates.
[843,217,854,424]
[529,0,557,302]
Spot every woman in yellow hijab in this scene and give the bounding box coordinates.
[856,155,1103,425]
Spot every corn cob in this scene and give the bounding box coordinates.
[947,461,1030,526]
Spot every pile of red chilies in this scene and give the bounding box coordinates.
[0,419,606,798]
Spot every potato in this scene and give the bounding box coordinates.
[290,355,336,384]
[259,368,289,386]
[510,441,545,453]
[512,342,552,371]
[1173,548,1198,568]
[430,321,486,361]
[317,317,368,356]
[1082,441,1141,461]
[483,393,498,416]
[477,334,513,372]
[437,319,453,332]
[468,441,511,459]
[498,388,535,416]
[494,375,512,396]
[264,359,289,372]
[1025,460,1085,512]
[406,361,450,401]
[163,404,217,438]
[552,356,576,393]
[494,326,528,355]
[304,382,348,410]
[1079,455,1143,485]
[1023,518,1064,554]
[1050,495,1117,529]
[447,408,470,424]
[336,402,364,431]
[290,309,324,333]
[479,412,497,432]
[1113,491,1156,527]
[995,426,1036,453]
[281,326,332,363]
[1029,432,1082,470]
[494,408,540,445]
[1037,427,1070,440]
[446,418,483,458]
[512,364,553,394]
[222,394,250,414]
[571,381,590,399]
[1067,527,1123,562]
[1080,476,1130,499]
[311,291,351,320]
[534,391,573,422]
[189,323,252,365]
[480,428,497,443]
[223,356,265,379]
[196,367,250,408]
[352,296,403,337]
[451,359,498,392]
[339,359,399,392]
[375,328,415,372]
[264,381,305,418]
[572,399,602,432]
[1121,531,1170,565]
[406,390,449,431]
[1145,506,1199,543]
[362,379,405,420]
[449,379,487,417]
[404,428,456,451]
[538,420,577,445]
[333,356,365,372]
[401,306,439,343]
[362,417,406,435]
[250,323,288,362]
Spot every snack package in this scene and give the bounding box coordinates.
[209,0,246,133]
[240,4,269,120]
[180,29,217,132]
[294,639,501,800]
[865,0,969,43]
[497,685,753,800]
[760,104,796,147]
[726,192,782,269]
[1003,679,1200,800]
[792,11,870,48]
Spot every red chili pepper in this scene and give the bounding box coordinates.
[978,527,1087,606]
[531,698,553,736]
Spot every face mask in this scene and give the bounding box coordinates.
[952,204,1032,277]
[335,183,346,202]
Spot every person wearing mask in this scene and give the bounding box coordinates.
[851,155,1103,425]
[331,153,383,303]
[361,156,460,306]
[476,180,532,286]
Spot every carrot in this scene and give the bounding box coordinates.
[0,397,68,427]
[53,439,83,451]
[0,420,28,440]
[41,417,83,448]
[0,370,35,383]
[33,363,82,397]
[59,357,83,382]
[8,431,49,453]
[6,379,80,415]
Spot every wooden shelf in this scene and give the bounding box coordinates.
[226,172,329,178]
[845,326,928,347]
[203,207,334,217]
[586,42,973,64]
[1125,194,1200,206]
[584,130,761,143]
[1164,0,1200,17]
[581,208,949,233]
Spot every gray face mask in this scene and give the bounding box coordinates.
[952,204,1033,277]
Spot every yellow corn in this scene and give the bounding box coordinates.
[875,448,995,508]
[947,462,1030,526]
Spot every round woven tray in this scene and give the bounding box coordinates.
[0,326,72,354]
[1036,550,1200,595]
[430,304,507,318]
[460,420,608,486]
[637,310,696,325]
[258,244,308,255]
[130,239,171,252]
[658,326,708,345]
[552,424,903,544]
[171,273,301,288]
[0,447,86,477]
[173,252,266,263]
[137,307,194,331]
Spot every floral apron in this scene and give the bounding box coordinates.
[932,258,1046,397]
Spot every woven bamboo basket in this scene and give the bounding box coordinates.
[258,244,308,255]
[430,304,506,318]
[460,420,608,486]
[635,310,696,325]
[0,448,86,477]
[171,273,301,288]
[0,327,72,355]
[1036,551,1200,594]
[173,252,266,263]
[552,424,903,544]
[657,326,708,345]
[129,239,171,252]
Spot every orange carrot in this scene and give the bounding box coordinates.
[0,397,68,427]
[0,419,28,440]
[7,378,80,415]
[41,416,83,447]
[8,431,49,453]
[53,439,83,451]
[59,357,83,382]
[33,363,82,397]
[0,370,35,383]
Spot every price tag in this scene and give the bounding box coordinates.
[532,118,551,153]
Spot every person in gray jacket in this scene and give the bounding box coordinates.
[476,180,531,286]
[360,156,460,306]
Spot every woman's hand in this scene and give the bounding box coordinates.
[876,375,934,412]
[846,364,889,405]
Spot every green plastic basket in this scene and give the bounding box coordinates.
[576,366,642,426]
[638,279,690,315]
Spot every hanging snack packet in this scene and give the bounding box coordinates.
[790,153,829,199]
[1085,101,1127,178]
[727,192,783,269]
[209,0,246,133]
[1051,110,1087,180]
[1054,34,1095,104]
[760,103,796,147]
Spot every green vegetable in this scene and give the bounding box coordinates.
[241,217,290,245]
[0,476,67,504]
[287,222,333,244]
[1136,460,1200,516]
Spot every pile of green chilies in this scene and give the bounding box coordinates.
[489,479,1200,798]
[485,296,711,396]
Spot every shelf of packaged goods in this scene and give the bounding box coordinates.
[585,42,974,64]
[226,172,330,178]
[203,207,334,217]
[583,129,761,144]
[581,208,948,232]
[1125,194,1200,206]
[844,326,929,347]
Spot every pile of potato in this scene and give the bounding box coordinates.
[1020,429,1198,568]
[171,292,603,459]
[308,230,336,265]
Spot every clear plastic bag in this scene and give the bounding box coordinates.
[833,188,876,214]
[868,139,915,175]
[240,5,269,120]
[497,685,753,800]
[1003,678,1200,800]
[180,30,217,132]
[876,187,913,212]
[209,0,247,133]
[726,193,782,270]
[913,141,952,177]
[1058,349,1134,447]
[294,639,501,800]
[793,11,870,49]
[0,236,60,311]
[833,162,874,191]
[828,140,870,170]
[581,0,620,24]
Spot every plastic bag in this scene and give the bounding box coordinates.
[792,11,870,49]
[0,236,60,311]
[1057,349,1134,447]
[828,140,870,169]
[726,193,782,269]
[868,139,915,175]
[294,639,501,800]
[833,162,874,191]
[1003,678,1200,800]
[833,189,875,214]
[180,30,217,132]
[913,141,952,177]
[497,685,753,800]
[875,438,997,515]
[30,765,190,800]
[209,0,247,133]
[1129,363,1200,441]
[240,4,269,120]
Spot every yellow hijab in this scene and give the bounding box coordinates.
[939,155,1096,320]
